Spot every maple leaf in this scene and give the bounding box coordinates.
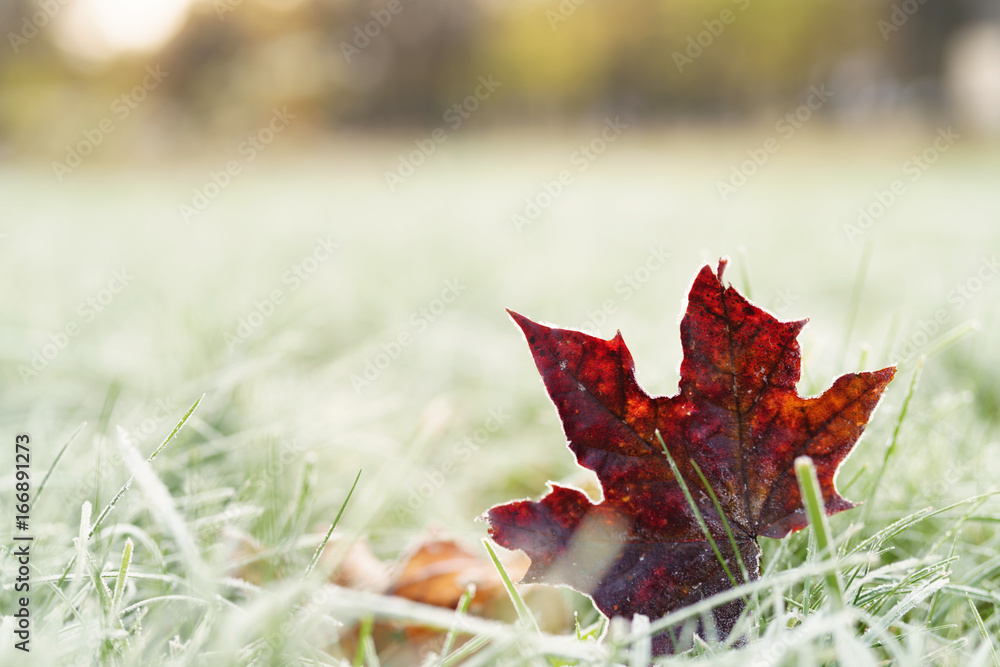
[486,259,895,653]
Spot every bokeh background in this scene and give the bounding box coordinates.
[2,1,1000,664]
[4,0,1000,142]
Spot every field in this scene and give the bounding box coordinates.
[2,125,999,665]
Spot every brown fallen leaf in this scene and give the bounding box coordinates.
[389,537,528,611]
[326,536,391,593]
[332,533,559,665]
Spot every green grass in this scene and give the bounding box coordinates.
[1,128,999,665]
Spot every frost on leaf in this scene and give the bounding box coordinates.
[485,259,895,653]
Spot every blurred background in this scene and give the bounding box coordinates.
[3,0,1000,152]
[2,2,1000,663]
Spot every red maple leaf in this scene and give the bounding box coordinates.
[486,260,895,653]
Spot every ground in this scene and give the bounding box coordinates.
[2,125,999,665]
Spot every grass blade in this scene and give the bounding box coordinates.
[656,431,738,588]
[117,426,208,585]
[32,421,86,509]
[920,320,979,361]
[303,468,362,580]
[86,552,113,613]
[71,501,93,597]
[112,537,134,616]
[354,615,379,667]
[629,614,651,667]
[438,583,476,666]
[91,380,123,517]
[90,393,205,539]
[863,577,948,639]
[482,538,540,633]
[863,357,922,530]
[968,594,1000,666]
[441,635,491,667]
[795,456,844,610]
[288,451,317,538]
[118,595,209,617]
[690,459,749,583]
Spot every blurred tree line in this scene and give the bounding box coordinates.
[0,0,993,156]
